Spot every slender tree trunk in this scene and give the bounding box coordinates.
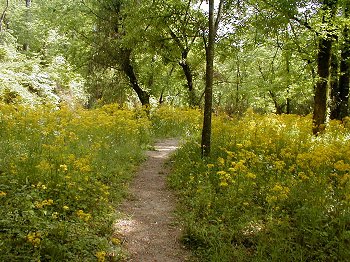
[312,0,338,135]
[121,49,150,108]
[0,0,9,32]
[159,65,175,104]
[201,0,215,157]
[179,50,197,107]
[23,0,32,51]
[236,54,241,111]
[285,51,291,114]
[330,48,341,119]
[338,3,350,119]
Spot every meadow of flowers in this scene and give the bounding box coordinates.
[169,109,350,261]
[0,103,151,261]
[2,103,350,261]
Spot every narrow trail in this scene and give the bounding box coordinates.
[114,138,190,262]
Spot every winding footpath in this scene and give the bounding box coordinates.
[114,139,190,262]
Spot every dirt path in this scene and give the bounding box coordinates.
[114,138,190,262]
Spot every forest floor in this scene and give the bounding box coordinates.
[114,138,192,262]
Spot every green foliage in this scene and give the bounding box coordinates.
[151,106,202,138]
[0,103,151,261]
[170,112,350,261]
[0,31,88,106]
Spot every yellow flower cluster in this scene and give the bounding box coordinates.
[95,251,106,262]
[35,199,54,209]
[76,210,92,222]
[266,183,290,206]
[27,232,42,247]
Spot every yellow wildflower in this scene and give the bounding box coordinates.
[0,191,7,197]
[272,184,283,192]
[219,181,229,187]
[95,251,106,262]
[340,173,350,185]
[59,164,68,172]
[334,160,350,172]
[35,199,54,208]
[27,232,41,247]
[217,157,225,166]
[246,172,256,179]
[52,212,59,219]
[76,209,92,222]
[207,164,215,169]
[111,237,121,245]
[298,172,309,181]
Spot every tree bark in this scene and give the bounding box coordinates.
[120,49,150,108]
[330,48,341,119]
[285,51,291,114]
[179,50,197,107]
[168,27,197,107]
[269,90,284,114]
[0,0,9,32]
[23,0,32,51]
[313,37,332,134]
[312,0,338,135]
[201,0,215,157]
[338,3,350,119]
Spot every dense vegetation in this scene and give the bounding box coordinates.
[169,109,350,261]
[1,0,350,261]
[0,103,151,261]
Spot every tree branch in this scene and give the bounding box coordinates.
[0,0,9,32]
[214,0,225,35]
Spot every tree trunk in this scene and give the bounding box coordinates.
[201,0,215,157]
[313,37,332,134]
[338,3,350,119]
[179,50,197,107]
[120,49,150,108]
[0,0,9,32]
[23,0,32,51]
[269,90,284,114]
[285,51,291,114]
[312,0,338,135]
[330,48,341,119]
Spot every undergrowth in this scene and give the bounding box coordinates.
[0,103,151,261]
[169,109,350,261]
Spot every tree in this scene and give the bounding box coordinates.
[0,0,9,32]
[313,0,338,134]
[338,2,350,119]
[331,1,350,120]
[201,0,224,157]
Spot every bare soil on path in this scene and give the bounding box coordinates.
[114,138,191,262]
